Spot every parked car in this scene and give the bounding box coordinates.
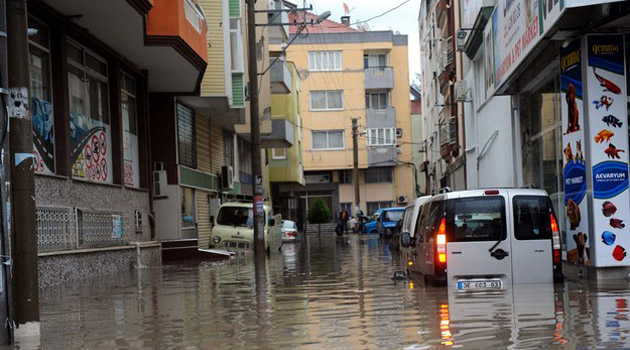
[377,207,405,237]
[399,196,432,263]
[400,189,563,290]
[210,202,282,253]
[363,209,383,234]
[281,220,299,242]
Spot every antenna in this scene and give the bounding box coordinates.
[343,3,350,15]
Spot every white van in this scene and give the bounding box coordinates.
[401,189,563,290]
[210,202,283,253]
[399,196,431,261]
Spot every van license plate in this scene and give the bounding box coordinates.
[457,279,502,291]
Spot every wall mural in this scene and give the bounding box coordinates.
[70,112,113,183]
[32,97,54,174]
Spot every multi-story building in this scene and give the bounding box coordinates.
[285,13,414,218]
[410,87,426,196]
[27,0,207,286]
[418,0,466,194]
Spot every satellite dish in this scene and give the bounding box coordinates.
[343,3,350,15]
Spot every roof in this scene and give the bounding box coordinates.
[288,11,357,34]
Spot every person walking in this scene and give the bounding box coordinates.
[339,208,349,235]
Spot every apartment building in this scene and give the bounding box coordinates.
[285,13,414,218]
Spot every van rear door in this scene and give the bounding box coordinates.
[445,194,512,290]
[509,195,553,283]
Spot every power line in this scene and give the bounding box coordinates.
[325,0,412,29]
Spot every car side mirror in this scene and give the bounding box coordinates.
[401,232,411,247]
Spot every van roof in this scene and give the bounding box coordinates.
[381,207,405,211]
[428,188,549,201]
[219,201,271,208]
[405,195,432,209]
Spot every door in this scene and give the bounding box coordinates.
[445,194,512,288]
[509,194,553,283]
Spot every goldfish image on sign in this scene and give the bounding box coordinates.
[613,245,626,261]
[594,68,622,95]
[593,95,614,110]
[610,218,625,229]
[602,231,616,246]
[604,144,625,159]
[602,115,623,128]
[594,130,614,143]
[602,201,618,217]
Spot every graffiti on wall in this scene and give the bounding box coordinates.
[70,112,113,183]
[32,97,55,174]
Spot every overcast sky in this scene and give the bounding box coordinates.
[305,0,421,85]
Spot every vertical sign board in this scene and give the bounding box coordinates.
[112,215,123,239]
[586,34,629,266]
[560,39,589,265]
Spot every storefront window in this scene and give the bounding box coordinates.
[67,40,112,183]
[28,18,55,174]
[121,72,139,188]
[181,187,196,229]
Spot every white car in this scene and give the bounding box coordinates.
[281,220,299,242]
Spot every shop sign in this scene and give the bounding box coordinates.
[585,34,629,266]
[560,39,589,265]
[112,215,123,239]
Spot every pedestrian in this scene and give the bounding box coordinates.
[339,208,349,234]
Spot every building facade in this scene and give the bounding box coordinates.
[28,0,208,286]
[286,15,414,218]
[410,87,426,196]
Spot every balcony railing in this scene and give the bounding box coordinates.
[368,145,397,167]
[364,67,394,90]
[366,107,396,128]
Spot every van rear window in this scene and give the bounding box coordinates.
[512,196,552,240]
[447,197,506,242]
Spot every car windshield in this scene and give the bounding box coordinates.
[217,207,254,228]
[282,221,296,229]
[384,210,404,222]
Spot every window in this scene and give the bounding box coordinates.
[365,92,388,109]
[310,91,343,110]
[339,170,352,184]
[217,206,255,228]
[513,196,553,240]
[177,103,196,168]
[230,19,244,73]
[238,137,251,184]
[121,72,139,187]
[312,130,344,150]
[365,167,393,183]
[367,201,393,216]
[272,148,287,160]
[180,187,196,229]
[367,128,395,146]
[446,197,507,242]
[67,40,113,183]
[308,51,342,71]
[29,18,55,174]
[364,53,387,69]
[224,130,234,168]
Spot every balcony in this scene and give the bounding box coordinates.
[368,145,397,167]
[436,0,449,29]
[364,67,394,90]
[366,107,396,128]
[268,0,289,44]
[271,60,292,94]
[438,38,454,93]
[262,119,294,149]
[439,117,457,161]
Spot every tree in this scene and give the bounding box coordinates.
[307,197,332,234]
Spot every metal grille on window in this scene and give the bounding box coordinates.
[36,206,75,252]
[77,209,126,248]
[224,130,234,168]
[177,103,196,168]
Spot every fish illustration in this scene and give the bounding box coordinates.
[595,130,614,143]
[613,245,626,262]
[602,115,623,128]
[602,201,618,217]
[605,144,625,159]
[610,218,625,229]
[602,231,616,246]
[593,95,614,110]
[594,68,622,95]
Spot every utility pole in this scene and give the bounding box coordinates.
[6,0,40,344]
[0,0,13,345]
[247,0,265,257]
[352,117,360,219]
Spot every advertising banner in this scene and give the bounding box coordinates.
[585,34,629,266]
[560,39,589,265]
[70,112,113,184]
[32,97,54,174]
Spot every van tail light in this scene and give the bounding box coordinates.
[437,218,447,264]
[550,213,561,264]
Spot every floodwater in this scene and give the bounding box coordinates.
[38,233,630,349]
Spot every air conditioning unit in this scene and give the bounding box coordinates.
[221,165,234,190]
[396,128,403,138]
[398,195,408,204]
[153,170,167,198]
[454,80,469,102]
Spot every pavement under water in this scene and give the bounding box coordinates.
[37,233,630,349]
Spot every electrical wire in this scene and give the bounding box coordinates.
[324,0,412,29]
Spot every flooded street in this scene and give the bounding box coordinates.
[39,233,630,349]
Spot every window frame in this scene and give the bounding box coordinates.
[364,167,393,183]
[365,91,389,110]
[367,128,396,146]
[180,187,197,230]
[229,18,244,74]
[310,90,344,111]
[272,148,287,160]
[177,102,197,168]
[311,130,345,151]
[308,51,342,72]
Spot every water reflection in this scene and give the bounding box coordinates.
[36,234,630,350]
